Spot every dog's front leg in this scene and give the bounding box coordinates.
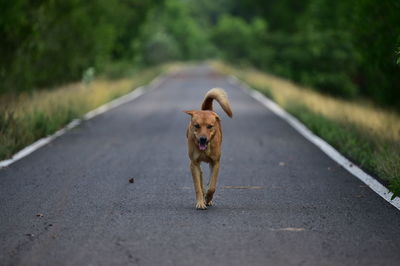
[206,161,220,206]
[190,162,206,210]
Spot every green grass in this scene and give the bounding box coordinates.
[286,103,400,198]
[0,63,183,161]
[213,61,400,199]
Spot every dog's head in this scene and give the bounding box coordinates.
[184,110,219,151]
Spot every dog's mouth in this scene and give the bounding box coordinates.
[198,138,208,151]
[198,143,207,151]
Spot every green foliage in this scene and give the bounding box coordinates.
[390,178,400,200]
[133,0,215,66]
[194,0,400,107]
[265,31,358,98]
[348,0,400,106]
[212,15,253,59]
[283,0,400,105]
[0,0,160,94]
[212,15,269,67]
[1,0,400,108]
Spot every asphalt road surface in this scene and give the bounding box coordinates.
[1,65,400,266]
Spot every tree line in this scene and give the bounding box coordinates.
[203,0,400,108]
[0,0,160,93]
[1,0,399,109]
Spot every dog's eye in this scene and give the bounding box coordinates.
[207,125,213,129]
[194,124,200,129]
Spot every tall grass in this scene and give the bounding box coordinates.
[213,61,400,198]
[0,63,182,161]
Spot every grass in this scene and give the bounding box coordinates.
[0,63,183,161]
[212,61,400,199]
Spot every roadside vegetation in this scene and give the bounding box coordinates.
[4,1,398,109]
[213,61,400,198]
[0,63,181,161]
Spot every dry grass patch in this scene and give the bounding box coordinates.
[213,61,400,143]
[0,63,182,161]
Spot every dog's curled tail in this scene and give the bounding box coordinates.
[201,88,233,118]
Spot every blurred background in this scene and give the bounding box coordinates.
[1,0,400,107]
[1,0,400,196]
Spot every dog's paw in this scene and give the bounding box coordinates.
[205,193,214,206]
[196,201,207,210]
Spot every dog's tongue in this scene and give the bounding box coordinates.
[199,143,207,151]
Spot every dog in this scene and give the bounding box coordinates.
[184,88,233,210]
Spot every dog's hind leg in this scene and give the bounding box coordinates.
[206,161,220,206]
[190,162,207,210]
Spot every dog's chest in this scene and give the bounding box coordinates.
[193,148,213,163]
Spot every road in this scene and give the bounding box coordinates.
[1,65,399,266]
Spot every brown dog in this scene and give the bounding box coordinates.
[184,88,233,209]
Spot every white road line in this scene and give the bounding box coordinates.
[0,74,168,169]
[227,75,400,211]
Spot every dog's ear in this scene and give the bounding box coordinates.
[212,112,220,121]
[183,110,196,116]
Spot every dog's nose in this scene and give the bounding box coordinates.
[199,136,207,144]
